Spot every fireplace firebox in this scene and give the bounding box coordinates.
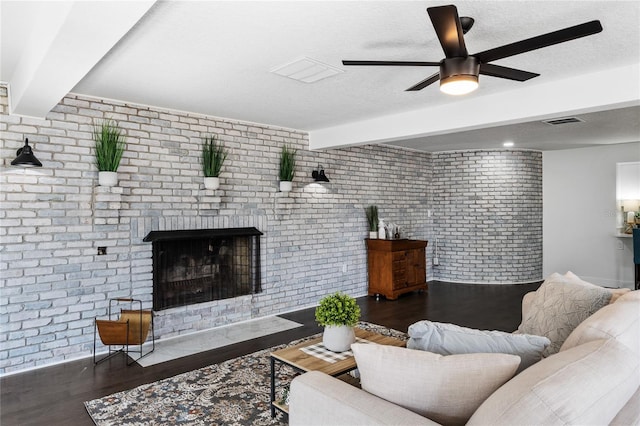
[143,228,262,311]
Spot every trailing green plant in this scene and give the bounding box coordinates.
[93,120,125,172]
[202,135,227,177]
[365,205,379,232]
[279,144,296,181]
[315,292,361,327]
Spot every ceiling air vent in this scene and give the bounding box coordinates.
[542,117,585,126]
[270,57,343,83]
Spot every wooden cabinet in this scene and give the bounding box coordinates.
[366,239,428,300]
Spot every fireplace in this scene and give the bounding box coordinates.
[144,228,262,311]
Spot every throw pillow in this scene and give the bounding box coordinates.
[560,290,640,356]
[564,271,630,303]
[351,343,520,426]
[609,287,632,304]
[516,272,611,356]
[467,339,640,426]
[407,320,550,373]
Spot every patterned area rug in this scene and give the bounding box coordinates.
[84,322,407,425]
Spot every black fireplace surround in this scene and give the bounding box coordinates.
[144,228,263,311]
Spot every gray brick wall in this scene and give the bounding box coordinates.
[431,150,543,283]
[0,86,434,373]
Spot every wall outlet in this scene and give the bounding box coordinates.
[433,257,439,266]
[616,240,624,250]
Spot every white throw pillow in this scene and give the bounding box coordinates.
[467,339,640,426]
[560,290,640,356]
[352,343,520,426]
[407,320,550,372]
[516,272,611,356]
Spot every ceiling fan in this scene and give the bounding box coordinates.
[342,4,603,95]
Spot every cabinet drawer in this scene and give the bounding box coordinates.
[392,252,406,261]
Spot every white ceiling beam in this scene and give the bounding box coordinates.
[309,63,640,150]
[8,1,156,119]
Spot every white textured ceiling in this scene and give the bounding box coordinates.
[1,1,639,152]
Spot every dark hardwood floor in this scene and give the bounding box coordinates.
[0,281,540,426]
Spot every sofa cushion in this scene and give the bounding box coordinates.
[467,339,640,426]
[407,320,550,373]
[516,272,611,356]
[289,371,438,426]
[610,387,640,426]
[351,343,520,426]
[560,289,640,356]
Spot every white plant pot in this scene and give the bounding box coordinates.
[323,325,356,352]
[204,176,220,190]
[369,231,378,239]
[98,171,118,187]
[279,181,292,192]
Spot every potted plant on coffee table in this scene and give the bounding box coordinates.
[365,205,379,239]
[315,292,361,352]
[278,144,296,192]
[94,120,126,187]
[202,135,227,190]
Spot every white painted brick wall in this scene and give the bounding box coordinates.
[1,84,542,373]
[0,86,435,373]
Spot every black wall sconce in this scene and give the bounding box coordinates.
[11,138,42,167]
[312,165,330,182]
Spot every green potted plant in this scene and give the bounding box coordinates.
[315,292,361,352]
[279,144,296,192]
[202,135,227,190]
[365,205,379,239]
[93,120,126,187]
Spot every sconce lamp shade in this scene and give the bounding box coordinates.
[11,139,42,167]
[312,165,330,182]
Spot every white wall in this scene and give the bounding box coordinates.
[543,142,640,288]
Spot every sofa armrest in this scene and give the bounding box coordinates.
[289,371,439,426]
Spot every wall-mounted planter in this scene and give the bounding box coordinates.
[279,181,292,192]
[204,177,220,190]
[98,171,118,187]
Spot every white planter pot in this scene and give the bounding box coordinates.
[204,176,220,190]
[279,181,293,192]
[98,171,118,187]
[369,231,378,239]
[323,325,356,352]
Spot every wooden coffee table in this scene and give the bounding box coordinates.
[269,327,406,417]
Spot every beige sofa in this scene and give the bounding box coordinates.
[290,283,640,425]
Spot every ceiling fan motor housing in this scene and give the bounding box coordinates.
[440,57,480,82]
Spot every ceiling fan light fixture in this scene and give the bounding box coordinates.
[440,74,479,95]
[439,56,479,95]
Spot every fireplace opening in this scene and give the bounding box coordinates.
[144,228,262,311]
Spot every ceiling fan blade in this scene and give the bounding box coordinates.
[342,60,440,66]
[479,63,539,81]
[427,5,468,58]
[474,20,603,63]
[406,72,440,91]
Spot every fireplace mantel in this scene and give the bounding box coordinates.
[144,227,263,242]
